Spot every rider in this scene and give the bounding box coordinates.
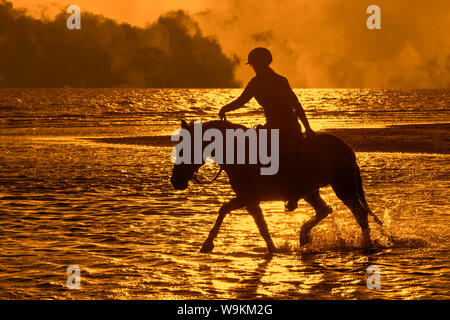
[219,47,314,211]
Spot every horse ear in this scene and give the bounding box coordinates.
[181,119,188,128]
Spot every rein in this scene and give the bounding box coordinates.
[193,166,223,185]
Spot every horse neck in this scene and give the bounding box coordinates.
[201,120,244,171]
[202,121,256,183]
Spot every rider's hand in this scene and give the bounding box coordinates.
[218,107,227,120]
[305,127,315,138]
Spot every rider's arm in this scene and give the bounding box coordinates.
[285,79,313,133]
[293,101,313,133]
[221,79,255,114]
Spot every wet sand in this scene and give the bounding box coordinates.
[87,123,450,154]
[323,123,450,154]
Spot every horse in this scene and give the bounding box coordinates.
[170,119,383,253]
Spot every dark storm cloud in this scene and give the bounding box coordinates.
[0,1,240,87]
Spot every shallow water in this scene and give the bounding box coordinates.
[0,89,449,299]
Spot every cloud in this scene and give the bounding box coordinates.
[195,0,450,88]
[249,30,273,44]
[0,0,240,87]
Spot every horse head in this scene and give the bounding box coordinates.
[170,119,206,190]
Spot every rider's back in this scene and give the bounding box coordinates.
[249,68,299,129]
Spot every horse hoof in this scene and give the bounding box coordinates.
[200,241,214,253]
[284,201,298,212]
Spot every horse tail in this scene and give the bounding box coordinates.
[355,162,404,244]
[356,164,383,227]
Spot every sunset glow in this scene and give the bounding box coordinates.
[9,0,450,88]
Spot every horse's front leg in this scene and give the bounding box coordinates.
[200,198,244,253]
[247,205,276,253]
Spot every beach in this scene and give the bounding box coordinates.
[0,88,449,299]
[324,123,450,154]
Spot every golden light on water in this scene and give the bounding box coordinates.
[0,88,448,300]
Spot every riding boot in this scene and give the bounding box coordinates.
[285,198,298,212]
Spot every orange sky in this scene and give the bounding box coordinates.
[11,0,210,24]
[10,0,450,88]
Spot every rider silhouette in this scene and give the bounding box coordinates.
[219,47,314,211]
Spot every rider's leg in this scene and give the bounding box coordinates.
[282,131,301,212]
[264,124,301,212]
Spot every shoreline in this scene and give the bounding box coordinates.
[86,123,450,155]
[323,123,449,154]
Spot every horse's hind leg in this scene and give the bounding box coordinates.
[331,172,371,248]
[299,191,333,246]
[200,198,244,253]
[346,200,371,248]
[247,205,276,253]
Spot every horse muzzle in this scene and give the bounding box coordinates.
[171,176,189,190]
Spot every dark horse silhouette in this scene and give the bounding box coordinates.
[170,120,383,253]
